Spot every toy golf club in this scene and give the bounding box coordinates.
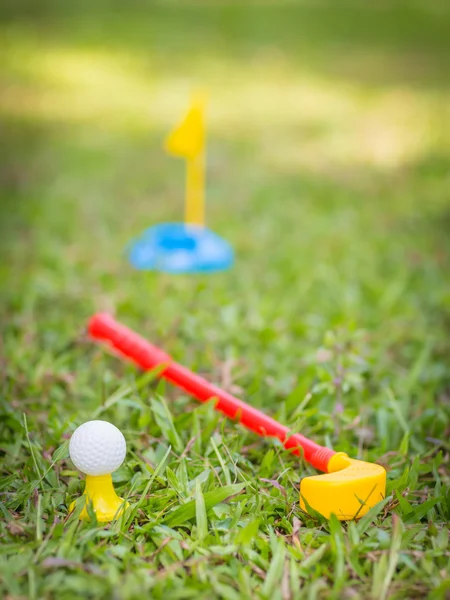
[128,93,234,274]
[88,313,386,520]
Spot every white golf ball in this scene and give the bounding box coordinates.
[69,420,126,476]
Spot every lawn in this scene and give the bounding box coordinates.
[1,2,450,599]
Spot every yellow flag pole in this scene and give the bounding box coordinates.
[185,149,205,227]
[165,92,207,229]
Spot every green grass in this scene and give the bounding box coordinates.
[1,2,450,599]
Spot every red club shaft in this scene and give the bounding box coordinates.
[88,313,335,472]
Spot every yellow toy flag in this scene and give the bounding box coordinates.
[164,93,207,227]
[164,94,206,160]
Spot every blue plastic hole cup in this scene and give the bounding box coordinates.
[128,223,234,274]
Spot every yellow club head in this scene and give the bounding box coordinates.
[299,452,386,520]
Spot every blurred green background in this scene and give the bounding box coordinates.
[2,0,450,329]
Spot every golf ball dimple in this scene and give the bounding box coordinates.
[69,420,126,476]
